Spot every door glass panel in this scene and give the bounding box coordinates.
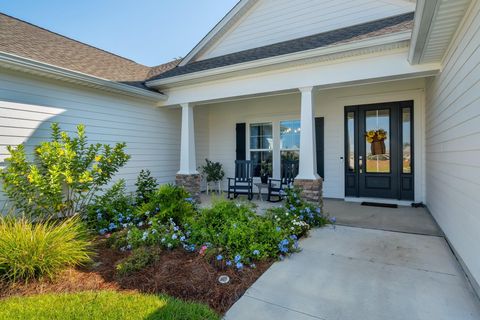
[402,108,412,173]
[347,112,355,172]
[365,109,390,173]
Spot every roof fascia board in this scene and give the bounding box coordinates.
[179,0,255,67]
[408,0,440,64]
[147,32,412,88]
[0,52,167,101]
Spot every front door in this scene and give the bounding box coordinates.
[345,101,414,200]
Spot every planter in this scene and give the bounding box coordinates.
[260,175,269,184]
[371,140,386,156]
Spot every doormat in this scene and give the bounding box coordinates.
[361,202,398,208]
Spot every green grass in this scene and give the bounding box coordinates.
[0,216,92,282]
[0,291,220,320]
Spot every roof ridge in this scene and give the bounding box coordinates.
[0,12,149,67]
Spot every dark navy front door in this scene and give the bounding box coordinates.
[345,101,414,200]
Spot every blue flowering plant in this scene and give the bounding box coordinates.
[186,199,299,269]
[271,187,331,229]
[85,179,136,233]
[124,217,190,251]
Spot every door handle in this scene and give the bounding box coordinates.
[359,156,363,173]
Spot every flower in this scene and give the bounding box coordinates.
[199,245,208,256]
[234,254,242,263]
[250,263,256,268]
[236,262,243,269]
[137,221,144,227]
[330,217,336,224]
[252,250,260,256]
[142,231,149,241]
[99,228,107,235]
[276,226,281,232]
[226,260,232,266]
[180,236,186,242]
[171,234,178,240]
[216,254,223,261]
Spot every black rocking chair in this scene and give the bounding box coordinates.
[267,160,299,202]
[227,160,254,200]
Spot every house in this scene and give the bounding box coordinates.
[1,0,479,297]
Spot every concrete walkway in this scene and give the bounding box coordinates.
[225,226,480,320]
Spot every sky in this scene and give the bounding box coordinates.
[0,0,239,66]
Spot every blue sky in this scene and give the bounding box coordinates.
[0,0,239,66]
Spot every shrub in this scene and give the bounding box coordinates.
[135,169,158,204]
[0,123,130,219]
[134,184,196,225]
[85,180,136,233]
[200,159,225,182]
[0,216,92,282]
[0,291,220,320]
[115,246,161,276]
[187,199,299,269]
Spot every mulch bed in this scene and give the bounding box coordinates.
[0,241,273,314]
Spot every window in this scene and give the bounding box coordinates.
[250,123,273,177]
[280,120,300,174]
[402,107,412,173]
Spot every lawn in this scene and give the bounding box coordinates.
[0,291,219,320]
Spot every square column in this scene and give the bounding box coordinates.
[297,86,319,180]
[176,103,200,201]
[295,87,323,208]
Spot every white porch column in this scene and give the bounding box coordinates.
[178,103,198,174]
[297,86,319,180]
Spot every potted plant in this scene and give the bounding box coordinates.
[200,159,225,194]
[259,161,272,184]
[365,129,387,155]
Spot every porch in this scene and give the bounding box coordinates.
[179,78,427,206]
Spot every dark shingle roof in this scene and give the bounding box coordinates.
[148,12,414,82]
[0,13,178,90]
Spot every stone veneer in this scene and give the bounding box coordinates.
[175,174,201,202]
[293,177,323,211]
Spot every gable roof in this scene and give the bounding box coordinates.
[148,12,414,82]
[0,13,177,90]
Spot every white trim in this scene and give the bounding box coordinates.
[0,51,167,102]
[147,33,412,89]
[179,0,255,66]
[408,0,440,64]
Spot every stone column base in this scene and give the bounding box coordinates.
[176,174,201,202]
[294,178,323,210]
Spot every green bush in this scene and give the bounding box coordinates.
[134,184,196,225]
[135,169,158,204]
[85,180,136,233]
[0,291,220,320]
[0,123,130,219]
[0,216,92,282]
[115,246,161,276]
[186,199,298,268]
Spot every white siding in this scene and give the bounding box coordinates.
[206,78,425,199]
[0,69,181,208]
[425,0,480,289]
[198,0,414,60]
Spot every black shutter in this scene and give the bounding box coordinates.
[236,123,246,160]
[315,117,324,179]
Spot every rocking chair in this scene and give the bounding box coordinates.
[267,160,298,202]
[227,160,254,200]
